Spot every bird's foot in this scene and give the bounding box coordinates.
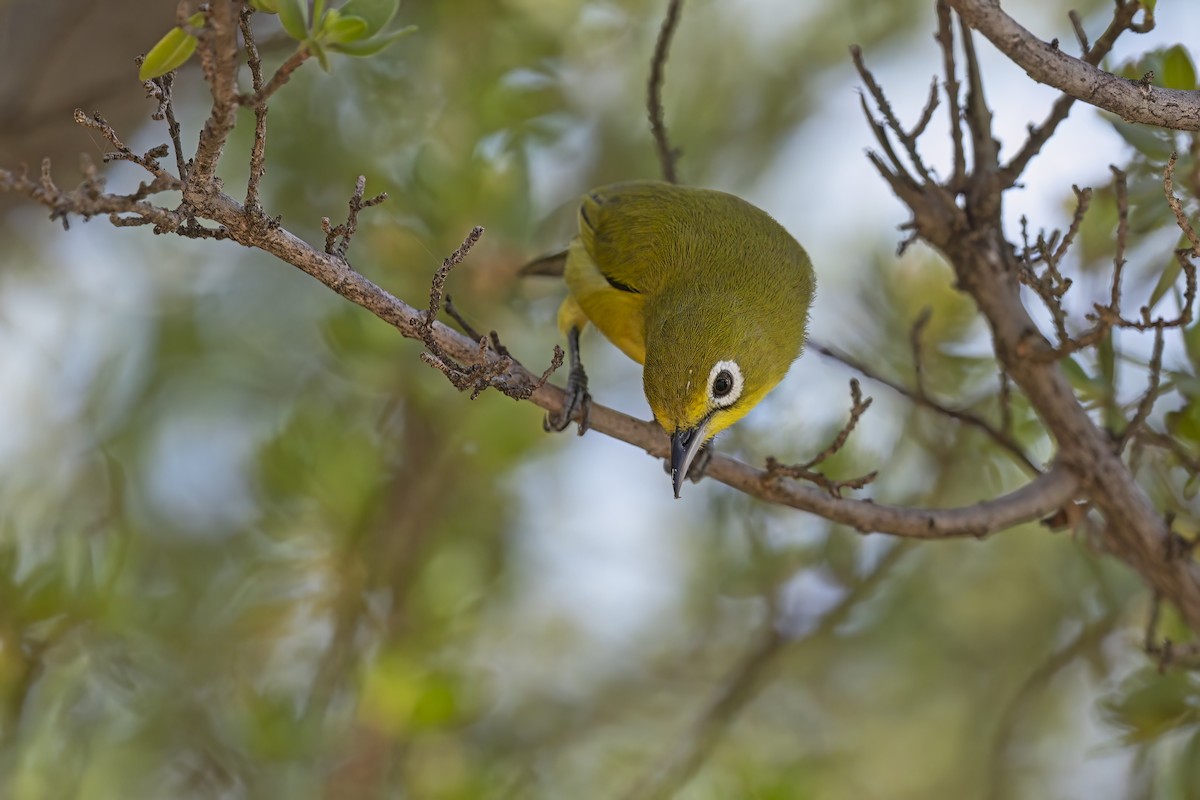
[544,365,591,435]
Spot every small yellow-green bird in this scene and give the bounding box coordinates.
[529,181,815,497]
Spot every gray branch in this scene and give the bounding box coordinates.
[947,0,1200,131]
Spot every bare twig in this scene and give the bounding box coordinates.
[907,77,941,141]
[444,295,513,359]
[241,7,268,212]
[812,342,1039,475]
[2,159,183,232]
[239,47,311,106]
[958,17,1002,219]
[1017,186,1091,349]
[73,109,171,179]
[1086,157,1197,333]
[850,46,938,187]
[423,227,485,331]
[935,2,966,190]
[145,71,189,181]
[1165,152,1200,255]
[416,228,514,399]
[1068,10,1088,55]
[764,380,877,498]
[803,379,873,470]
[647,0,684,184]
[1120,328,1165,451]
[999,1,1144,186]
[322,176,388,258]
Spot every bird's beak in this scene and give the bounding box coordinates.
[671,414,713,499]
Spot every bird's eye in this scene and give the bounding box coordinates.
[707,360,744,408]
[713,371,733,397]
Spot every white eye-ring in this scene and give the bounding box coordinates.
[707,360,743,408]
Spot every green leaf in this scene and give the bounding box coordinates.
[1109,119,1176,162]
[1100,668,1200,744]
[1161,45,1197,91]
[1186,322,1200,368]
[249,0,279,11]
[276,0,309,40]
[309,38,331,72]
[312,0,327,33]
[138,13,205,81]
[1062,356,1104,403]
[324,14,370,44]
[1185,472,1200,501]
[339,0,399,37]
[329,24,416,57]
[1167,400,1200,445]
[1149,243,1186,310]
[1116,45,1197,91]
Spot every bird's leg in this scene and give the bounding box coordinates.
[544,326,591,435]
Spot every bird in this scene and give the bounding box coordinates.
[525,180,815,497]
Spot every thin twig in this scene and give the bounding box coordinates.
[812,342,1040,475]
[321,176,388,258]
[73,109,171,178]
[906,77,941,141]
[1086,158,1197,333]
[1017,186,1091,348]
[647,0,684,184]
[1165,152,1200,255]
[850,46,937,186]
[1068,10,1088,55]
[422,227,485,336]
[935,2,966,190]
[417,227,513,399]
[240,47,311,106]
[1120,327,1165,451]
[765,380,878,498]
[958,16,999,177]
[241,7,268,213]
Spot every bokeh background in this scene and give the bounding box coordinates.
[3,0,1200,797]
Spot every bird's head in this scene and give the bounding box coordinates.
[643,299,804,498]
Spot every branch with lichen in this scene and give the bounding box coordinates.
[0,0,1087,545]
[945,0,1200,132]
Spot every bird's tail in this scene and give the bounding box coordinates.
[519,249,568,277]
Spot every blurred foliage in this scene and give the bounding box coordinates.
[3,0,1200,799]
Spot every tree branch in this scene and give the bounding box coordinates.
[647,0,684,184]
[855,1,1200,633]
[946,0,1200,132]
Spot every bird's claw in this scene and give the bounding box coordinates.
[544,366,591,435]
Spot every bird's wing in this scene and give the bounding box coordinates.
[578,182,675,295]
